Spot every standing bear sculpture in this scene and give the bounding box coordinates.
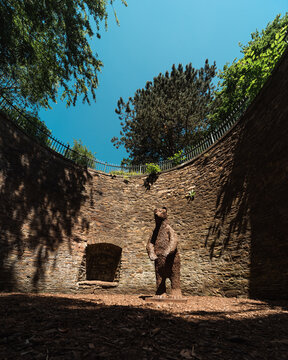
[146,207,181,296]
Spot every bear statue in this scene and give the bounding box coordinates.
[146,207,181,296]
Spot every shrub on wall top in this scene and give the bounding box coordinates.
[145,163,161,174]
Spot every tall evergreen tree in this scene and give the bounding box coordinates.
[112,60,216,163]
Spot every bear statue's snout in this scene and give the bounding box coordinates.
[154,207,167,219]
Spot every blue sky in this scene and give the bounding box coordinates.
[39,0,288,165]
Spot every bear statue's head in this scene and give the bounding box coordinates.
[154,207,167,221]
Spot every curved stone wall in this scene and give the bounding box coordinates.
[1,49,288,299]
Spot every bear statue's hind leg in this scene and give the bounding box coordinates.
[155,257,167,295]
[170,252,181,297]
[156,272,167,295]
[170,276,181,296]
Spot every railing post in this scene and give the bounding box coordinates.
[64,144,70,158]
[210,133,215,144]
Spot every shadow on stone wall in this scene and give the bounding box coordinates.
[0,115,91,291]
[205,53,288,299]
[143,173,159,190]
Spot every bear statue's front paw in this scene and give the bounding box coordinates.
[149,254,158,261]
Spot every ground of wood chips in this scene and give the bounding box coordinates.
[1,293,288,359]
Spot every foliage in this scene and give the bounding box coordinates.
[112,60,216,163]
[120,158,133,168]
[168,150,186,166]
[0,0,127,108]
[3,106,51,146]
[210,14,288,127]
[186,189,196,200]
[20,112,52,146]
[68,139,96,168]
[0,74,37,112]
[145,163,161,175]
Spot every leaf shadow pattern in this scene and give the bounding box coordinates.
[204,49,288,299]
[1,294,288,359]
[0,114,91,291]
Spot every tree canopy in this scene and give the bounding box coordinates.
[112,60,216,164]
[0,0,127,108]
[210,13,288,126]
[67,139,96,168]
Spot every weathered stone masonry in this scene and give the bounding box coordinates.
[1,49,288,299]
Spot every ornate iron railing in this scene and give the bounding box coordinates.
[0,93,250,174]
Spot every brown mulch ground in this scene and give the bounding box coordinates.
[1,293,288,360]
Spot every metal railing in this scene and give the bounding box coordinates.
[0,94,96,168]
[0,93,250,174]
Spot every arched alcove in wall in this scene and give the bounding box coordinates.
[85,243,122,282]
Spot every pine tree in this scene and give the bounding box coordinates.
[112,60,216,163]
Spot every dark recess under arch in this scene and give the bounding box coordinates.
[86,243,122,282]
